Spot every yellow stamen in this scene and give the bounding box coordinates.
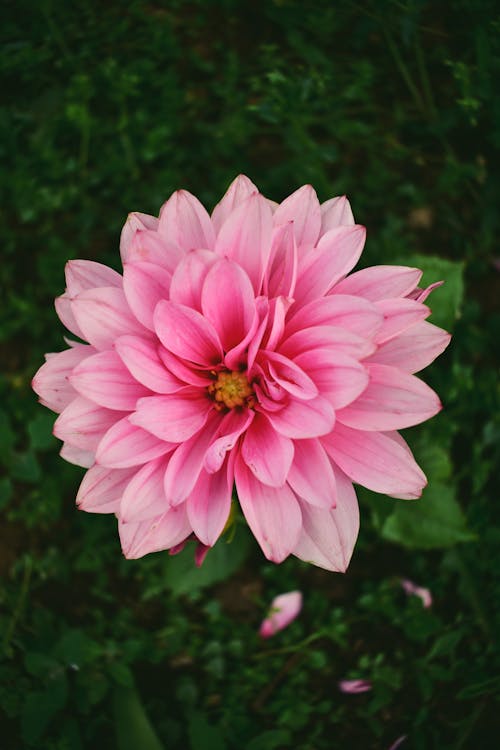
[208,370,255,410]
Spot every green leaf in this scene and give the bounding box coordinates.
[247,729,293,750]
[27,412,56,451]
[21,678,68,745]
[10,451,41,483]
[0,410,15,460]
[187,711,227,750]
[399,253,464,330]
[113,686,165,750]
[164,526,251,596]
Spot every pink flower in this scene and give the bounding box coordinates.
[338,679,372,694]
[259,591,303,637]
[401,579,432,608]
[32,176,450,569]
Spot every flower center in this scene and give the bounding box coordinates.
[208,370,255,410]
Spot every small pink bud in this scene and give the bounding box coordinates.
[338,679,372,694]
[401,579,432,608]
[259,591,303,638]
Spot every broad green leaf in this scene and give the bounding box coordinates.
[187,711,227,750]
[21,678,68,745]
[113,686,165,750]
[400,253,464,330]
[28,412,56,451]
[164,526,251,596]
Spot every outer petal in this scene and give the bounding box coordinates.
[120,455,170,523]
[130,390,211,443]
[273,184,321,248]
[53,396,124,451]
[169,249,217,311]
[186,464,233,546]
[320,195,355,234]
[265,395,335,439]
[32,345,94,413]
[211,174,258,234]
[122,261,171,330]
[366,321,451,373]
[374,298,430,344]
[241,413,294,487]
[235,456,302,563]
[322,423,427,498]
[292,467,359,572]
[332,265,422,301]
[264,223,298,298]
[297,350,369,410]
[64,259,122,295]
[96,416,174,468]
[259,591,303,638]
[201,258,256,351]
[119,506,191,559]
[76,464,137,514]
[336,363,442,431]
[125,228,184,272]
[120,212,159,263]
[70,350,151,411]
[60,443,94,467]
[215,192,273,294]
[114,335,183,394]
[154,300,223,366]
[72,287,149,350]
[280,325,375,361]
[55,294,84,338]
[158,189,216,251]
[293,225,366,306]
[285,294,383,340]
[287,438,337,508]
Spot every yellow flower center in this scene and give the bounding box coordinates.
[208,370,255,411]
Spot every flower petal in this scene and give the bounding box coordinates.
[130,390,211,442]
[273,184,321,248]
[70,350,151,410]
[322,422,427,498]
[125,228,184,272]
[186,464,233,546]
[297,350,369,409]
[336,363,442,431]
[259,591,303,638]
[53,396,124,451]
[266,395,335,439]
[154,300,223,366]
[235,456,302,563]
[123,261,171,330]
[338,679,372,694]
[114,335,183,393]
[119,506,191,559]
[241,413,294,487]
[366,321,451,373]
[96,416,174,468]
[120,455,170,523]
[211,174,258,234]
[287,438,337,508]
[285,294,383,340]
[374,298,430,344]
[204,409,254,473]
[332,265,422,301]
[292,467,359,571]
[169,249,217,311]
[120,212,159,263]
[158,189,216,250]
[264,222,298,298]
[215,192,273,294]
[265,351,318,401]
[280,325,375,361]
[201,258,256,351]
[72,286,149,350]
[76,464,137,514]
[64,259,122,295]
[32,345,94,413]
[60,443,95,467]
[320,195,355,234]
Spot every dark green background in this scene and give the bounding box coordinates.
[1,1,499,748]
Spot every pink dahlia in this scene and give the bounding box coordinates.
[32,176,450,570]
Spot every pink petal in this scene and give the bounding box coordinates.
[336,363,442,431]
[96,416,174,468]
[76,464,137,514]
[264,222,298,298]
[374,298,430,344]
[387,736,407,750]
[154,300,223,366]
[241,413,294,487]
[211,174,259,234]
[273,184,321,248]
[204,409,254,473]
[285,294,383,340]
[401,579,432,608]
[114,335,183,394]
[338,679,372,694]
[287,438,337,508]
[164,412,222,505]
[186,464,233,545]
[407,280,444,303]
[264,351,318,401]
[53,396,124,451]
[64,259,122,295]
[246,297,270,373]
[292,467,359,572]
[120,211,159,263]
[201,258,256,351]
[169,249,217,311]
[235,455,302,563]
[130,390,211,443]
[320,195,355,234]
[60,443,95,467]
[32,345,94,413]
[295,350,368,410]
[158,346,212,387]
[332,265,422,301]
[259,591,303,638]
[262,297,292,353]
[119,506,191,559]
[293,225,366,306]
[72,287,149,350]
[120,455,170,523]
[322,423,427,498]
[70,350,151,411]
[265,395,335,439]
[125,228,184,272]
[158,189,216,250]
[281,325,375,361]
[123,261,171,330]
[55,293,84,338]
[366,321,451,373]
[215,192,273,294]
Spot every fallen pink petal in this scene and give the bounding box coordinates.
[387,736,407,750]
[259,590,303,638]
[338,679,372,694]
[401,579,433,608]
[32,175,451,569]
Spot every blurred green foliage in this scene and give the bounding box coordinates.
[1,0,500,747]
